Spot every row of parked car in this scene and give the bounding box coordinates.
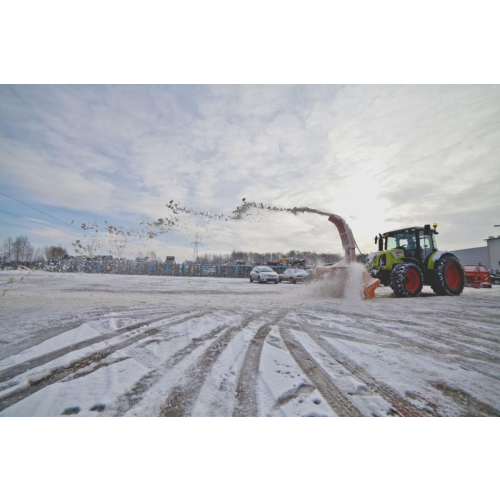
[248,266,500,286]
[248,266,313,284]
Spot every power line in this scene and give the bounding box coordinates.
[0,209,81,238]
[0,137,98,235]
[0,142,57,190]
[0,220,75,239]
[0,191,83,233]
[0,140,124,240]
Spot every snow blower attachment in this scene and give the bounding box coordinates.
[313,214,381,299]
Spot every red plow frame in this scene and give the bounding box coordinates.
[463,265,492,288]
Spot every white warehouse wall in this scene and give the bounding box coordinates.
[450,246,490,268]
[487,237,500,271]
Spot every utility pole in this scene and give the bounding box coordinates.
[191,232,203,263]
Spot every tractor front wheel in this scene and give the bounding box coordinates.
[431,255,465,296]
[390,263,424,298]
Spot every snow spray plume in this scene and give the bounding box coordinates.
[164,199,334,223]
[72,211,184,258]
[71,198,337,258]
[308,262,366,301]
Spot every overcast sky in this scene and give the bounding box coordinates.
[1,84,499,261]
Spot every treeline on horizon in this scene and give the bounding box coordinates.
[2,235,367,266]
[192,250,346,266]
[2,234,68,262]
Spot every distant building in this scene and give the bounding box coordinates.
[451,235,500,271]
[486,236,500,270]
[451,246,490,268]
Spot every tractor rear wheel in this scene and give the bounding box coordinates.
[431,255,465,296]
[390,263,424,297]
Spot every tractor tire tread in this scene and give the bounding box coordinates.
[430,255,465,296]
[390,263,424,298]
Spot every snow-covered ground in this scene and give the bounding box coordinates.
[0,270,499,417]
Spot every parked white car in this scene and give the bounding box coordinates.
[249,266,279,284]
[279,268,309,284]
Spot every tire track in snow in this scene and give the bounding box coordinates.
[0,310,188,383]
[0,311,209,412]
[121,345,159,370]
[304,311,499,362]
[111,313,251,416]
[361,321,500,382]
[279,327,364,417]
[159,313,276,417]
[291,320,429,417]
[233,311,288,417]
[429,381,500,417]
[272,384,315,412]
[303,314,500,383]
[313,325,500,375]
[379,318,500,365]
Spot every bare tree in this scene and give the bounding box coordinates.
[45,245,68,259]
[12,236,34,262]
[3,236,14,262]
[25,243,34,262]
[32,247,45,262]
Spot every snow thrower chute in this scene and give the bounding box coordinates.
[313,214,380,299]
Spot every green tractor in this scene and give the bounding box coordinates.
[366,224,465,298]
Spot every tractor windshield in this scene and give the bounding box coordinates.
[386,231,416,251]
[385,229,437,260]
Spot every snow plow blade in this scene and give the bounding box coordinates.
[313,264,381,300]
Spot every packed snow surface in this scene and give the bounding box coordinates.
[0,270,499,417]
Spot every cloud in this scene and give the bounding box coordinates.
[1,84,499,259]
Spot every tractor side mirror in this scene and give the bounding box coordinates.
[378,234,383,252]
[375,236,378,244]
[424,224,431,235]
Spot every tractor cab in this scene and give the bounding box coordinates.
[379,224,439,263]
